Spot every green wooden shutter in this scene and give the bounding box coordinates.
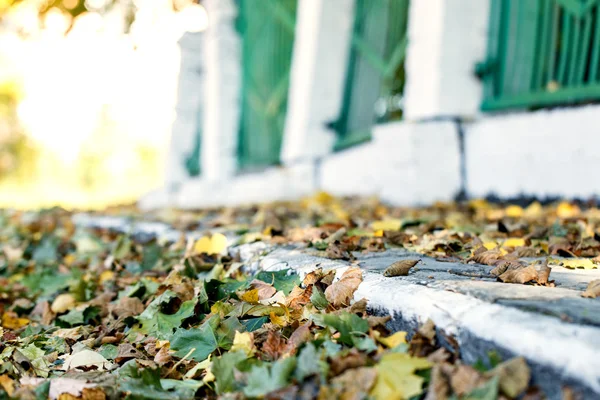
[333,0,409,151]
[479,0,600,111]
[236,0,297,169]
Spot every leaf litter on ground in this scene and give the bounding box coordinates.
[3,195,599,398]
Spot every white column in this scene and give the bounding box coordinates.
[164,31,205,192]
[201,0,241,181]
[403,0,490,120]
[281,0,355,164]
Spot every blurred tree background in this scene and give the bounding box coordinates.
[0,0,206,209]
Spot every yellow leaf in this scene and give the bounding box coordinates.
[0,374,15,396]
[524,201,542,218]
[230,331,255,356]
[239,289,260,304]
[469,199,490,209]
[374,230,384,237]
[502,238,525,248]
[482,242,498,250]
[371,353,432,400]
[63,254,76,266]
[99,270,115,284]
[378,331,407,348]
[551,258,598,270]
[51,294,77,314]
[193,233,228,255]
[270,311,289,327]
[505,205,523,218]
[371,219,402,232]
[556,202,580,219]
[1,312,30,330]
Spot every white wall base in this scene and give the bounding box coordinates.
[174,162,317,209]
[320,120,462,205]
[466,105,600,199]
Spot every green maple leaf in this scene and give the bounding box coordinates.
[132,291,196,340]
[254,269,300,295]
[212,350,249,394]
[170,315,242,362]
[315,312,369,346]
[243,357,296,398]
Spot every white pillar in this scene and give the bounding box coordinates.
[201,0,241,181]
[281,0,355,164]
[403,0,490,120]
[164,31,205,192]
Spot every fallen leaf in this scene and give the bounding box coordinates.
[424,365,449,400]
[371,219,403,231]
[471,249,503,266]
[378,331,407,348]
[554,258,598,270]
[20,377,98,400]
[193,233,228,255]
[502,238,526,248]
[1,312,29,330]
[62,350,112,371]
[325,267,363,307]
[153,346,172,366]
[371,352,432,400]
[498,265,538,284]
[262,330,286,361]
[51,294,77,314]
[449,364,486,396]
[582,279,600,298]
[0,374,15,396]
[485,356,530,398]
[330,367,377,400]
[230,331,255,357]
[383,259,420,277]
[535,264,552,285]
[249,279,277,300]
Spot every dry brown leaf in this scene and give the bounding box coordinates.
[498,265,538,284]
[383,259,420,277]
[449,364,486,396]
[153,346,172,366]
[250,279,277,300]
[324,267,363,307]
[490,260,524,277]
[330,348,368,375]
[286,285,312,309]
[325,243,353,260]
[329,367,377,400]
[581,279,600,298]
[424,365,450,400]
[470,249,503,266]
[261,330,287,361]
[284,323,312,355]
[535,264,552,285]
[111,297,145,319]
[484,356,530,398]
[115,344,147,364]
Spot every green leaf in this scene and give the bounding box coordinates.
[118,365,180,400]
[254,269,300,295]
[170,315,220,362]
[133,291,196,340]
[99,344,119,360]
[316,312,369,345]
[20,344,49,378]
[33,380,50,400]
[310,285,329,310]
[32,237,58,264]
[113,235,132,259]
[215,317,244,350]
[243,357,296,398]
[212,350,248,394]
[295,343,324,381]
[141,242,162,271]
[462,376,499,400]
[241,316,268,332]
[57,306,100,327]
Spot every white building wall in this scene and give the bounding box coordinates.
[403,0,489,120]
[466,105,600,199]
[281,0,354,164]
